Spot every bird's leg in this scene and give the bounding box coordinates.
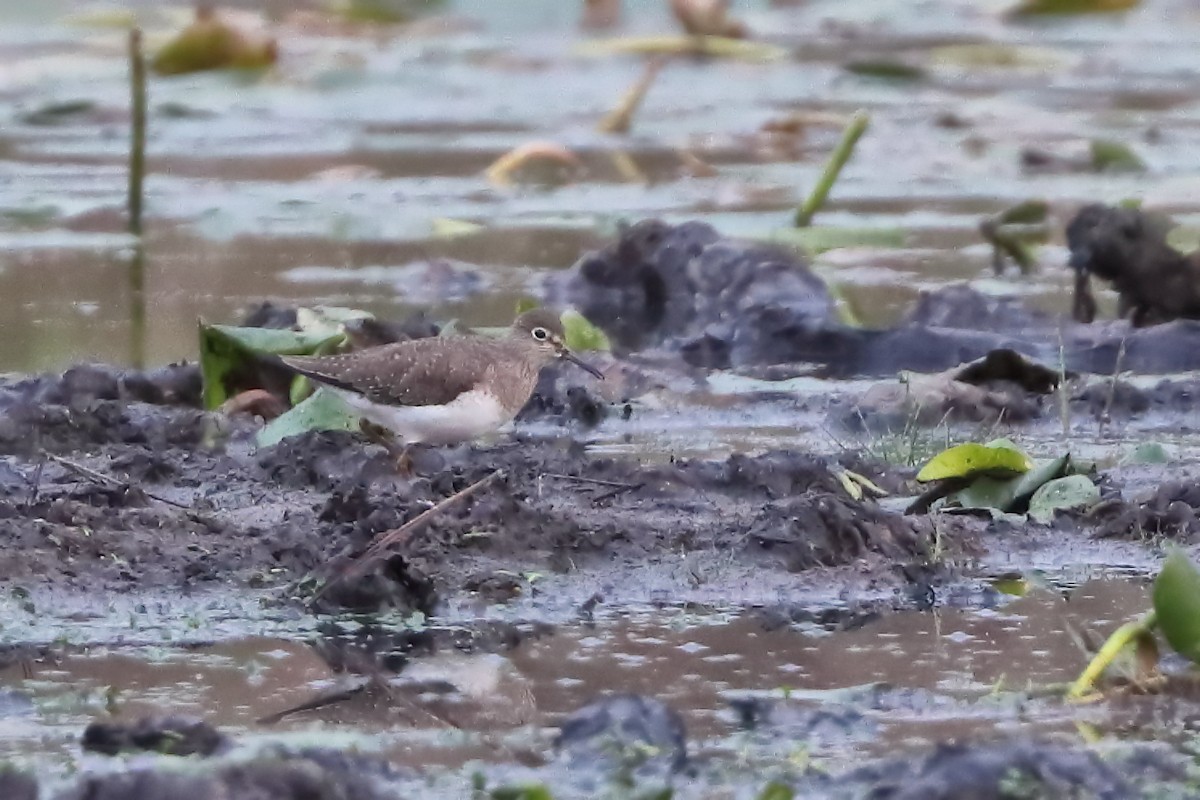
[358,420,415,476]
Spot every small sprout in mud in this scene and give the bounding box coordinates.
[794,111,870,228]
[598,58,666,135]
[153,6,277,77]
[980,200,1050,276]
[485,142,584,188]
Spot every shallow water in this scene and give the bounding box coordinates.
[0,576,1153,787]
[2,0,1194,374]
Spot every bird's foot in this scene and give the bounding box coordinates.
[358,420,415,477]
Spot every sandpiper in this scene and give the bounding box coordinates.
[277,309,604,445]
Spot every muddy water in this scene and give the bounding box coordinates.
[4,0,1200,793]
[0,577,1150,784]
[4,0,1196,373]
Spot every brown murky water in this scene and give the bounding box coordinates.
[0,577,1155,781]
[3,0,1200,790]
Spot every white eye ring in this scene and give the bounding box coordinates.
[531,327,549,341]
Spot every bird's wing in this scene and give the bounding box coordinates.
[280,338,494,407]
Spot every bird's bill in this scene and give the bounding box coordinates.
[560,350,605,379]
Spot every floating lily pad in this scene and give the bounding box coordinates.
[1028,474,1099,523]
[1153,549,1200,665]
[917,442,1032,483]
[199,323,342,410]
[256,387,362,448]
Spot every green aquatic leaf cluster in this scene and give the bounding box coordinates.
[917,440,1098,519]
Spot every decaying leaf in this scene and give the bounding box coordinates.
[485,142,584,187]
[154,6,277,76]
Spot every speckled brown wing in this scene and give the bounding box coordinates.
[280,337,509,407]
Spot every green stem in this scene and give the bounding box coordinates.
[794,111,869,227]
[1067,609,1157,700]
[128,27,146,237]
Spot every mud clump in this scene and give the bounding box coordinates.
[555,694,687,780]
[82,715,231,757]
[1094,480,1200,541]
[54,747,401,800]
[1067,203,1200,326]
[829,740,1186,799]
[554,219,838,368]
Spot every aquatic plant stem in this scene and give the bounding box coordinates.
[1067,610,1157,700]
[598,57,665,134]
[794,111,869,227]
[128,27,146,237]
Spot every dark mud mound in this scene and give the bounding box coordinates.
[1067,203,1200,326]
[0,364,206,457]
[553,219,837,368]
[82,715,231,757]
[1094,480,1200,541]
[52,747,400,800]
[553,219,1200,375]
[555,694,687,778]
[0,357,932,612]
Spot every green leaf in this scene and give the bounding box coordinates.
[256,387,362,448]
[1009,0,1139,15]
[490,785,555,800]
[199,323,341,410]
[1120,442,1172,465]
[843,60,925,81]
[916,442,1032,483]
[1090,139,1146,173]
[950,453,1070,513]
[561,309,611,352]
[1028,475,1099,523]
[431,217,484,239]
[757,782,795,800]
[514,297,540,316]
[1153,550,1200,664]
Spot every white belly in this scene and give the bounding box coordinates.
[332,387,513,445]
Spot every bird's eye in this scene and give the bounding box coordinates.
[531,327,549,341]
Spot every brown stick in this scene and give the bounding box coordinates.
[46,453,193,511]
[309,469,504,604]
